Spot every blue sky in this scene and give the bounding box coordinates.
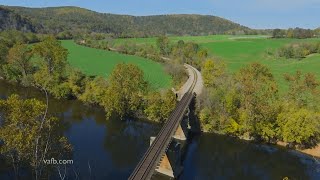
[0,0,319,29]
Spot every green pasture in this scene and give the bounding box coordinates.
[200,37,320,91]
[115,35,320,92]
[61,40,172,89]
[114,35,270,46]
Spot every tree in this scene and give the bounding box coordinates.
[156,36,171,56]
[202,59,225,87]
[182,42,200,64]
[79,77,108,104]
[277,105,320,147]
[198,74,241,134]
[0,95,72,179]
[315,28,320,37]
[286,28,294,38]
[293,28,313,39]
[32,36,68,76]
[164,62,187,88]
[6,43,32,78]
[144,90,177,123]
[144,92,162,122]
[32,37,69,98]
[161,90,177,120]
[237,63,279,141]
[284,71,320,109]
[272,29,285,38]
[0,40,9,66]
[102,63,148,119]
[66,68,86,98]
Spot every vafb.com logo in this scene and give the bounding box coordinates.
[43,158,74,165]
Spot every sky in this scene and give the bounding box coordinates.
[0,0,319,29]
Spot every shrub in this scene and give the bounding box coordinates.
[277,42,320,59]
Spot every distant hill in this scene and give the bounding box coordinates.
[0,6,37,32]
[1,6,250,37]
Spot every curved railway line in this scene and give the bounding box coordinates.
[129,65,198,180]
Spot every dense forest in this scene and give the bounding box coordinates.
[1,6,250,37]
[0,7,37,32]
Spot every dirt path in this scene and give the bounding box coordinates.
[300,145,320,158]
[277,142,320,158]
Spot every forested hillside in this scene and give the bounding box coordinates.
[0,7,37,32]
[1,6,250,37]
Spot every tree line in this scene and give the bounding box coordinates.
[277,42,320,59]
[2,6,249,37]
[272,28,319,39]
[0,32,177,122]
[200,59,320,148]
[2,5,320,40]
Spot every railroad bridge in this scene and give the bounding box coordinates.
[129,65,202,180]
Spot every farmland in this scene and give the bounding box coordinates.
[115,35,320,91]
[61,40,172,89]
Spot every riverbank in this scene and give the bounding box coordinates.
[277,142,320,158]
[202,128,320,159]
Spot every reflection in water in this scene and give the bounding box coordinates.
[180,134,320,180]
[0,81,160,179]
[1,80,320,180]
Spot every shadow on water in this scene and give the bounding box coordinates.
[179,133,320,180]
[0,80,319,180]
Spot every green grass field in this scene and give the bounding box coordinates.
[114,35,270,46]
[61,40,172,89]
[115,35,320,92]
[201,38,320,91]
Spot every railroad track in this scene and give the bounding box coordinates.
[129,65,198,180]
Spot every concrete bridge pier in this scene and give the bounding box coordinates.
[150,138,185,178]
[173,124,187,141]
[148,96,198,179]
[150,123,190,178]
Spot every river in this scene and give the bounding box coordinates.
[0,80,319,180]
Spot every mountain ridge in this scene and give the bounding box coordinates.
[0,6,37,32]
[1,5,250,37]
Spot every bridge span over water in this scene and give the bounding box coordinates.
[129,64,201,180]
